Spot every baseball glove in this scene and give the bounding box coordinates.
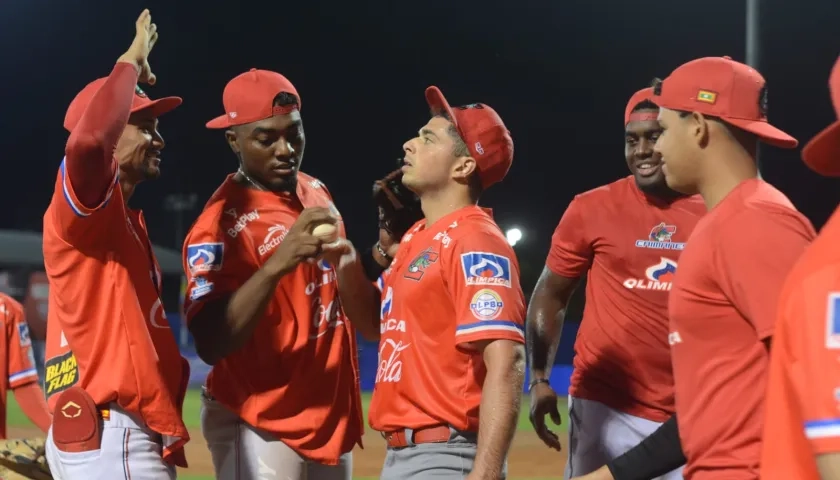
[0,437,52,480]
[372,162,423,240]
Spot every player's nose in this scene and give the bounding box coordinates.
[274,138,294,158]
[403,138,415,154]
[635,138,654,158]
[152,129,165,150]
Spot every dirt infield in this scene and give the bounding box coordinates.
[10,425,567,478]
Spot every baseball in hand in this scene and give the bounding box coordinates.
[312,223,339,243]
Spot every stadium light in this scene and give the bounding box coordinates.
[506,228,523,247]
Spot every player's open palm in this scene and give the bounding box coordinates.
[117,9,159,85]
[266,207,337,277]
[529,382,563,451]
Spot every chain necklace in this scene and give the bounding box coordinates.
[237,166,268,192]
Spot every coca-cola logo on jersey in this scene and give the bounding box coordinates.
[377,338,411,384]
[309,295,344,339]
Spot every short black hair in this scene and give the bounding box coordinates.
[632,99,659,113]
[433,113,470,158]
[273,91,299,108]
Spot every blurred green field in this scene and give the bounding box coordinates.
[9,390,568,480]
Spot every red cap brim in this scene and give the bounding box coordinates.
[425,86,457,127]
[724,117,799,149]
[205,114,232,129]
[133,96,182,119]
[802,120,840,176]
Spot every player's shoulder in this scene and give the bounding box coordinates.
[189,180,250,236]
[723,180,814,237]
[298,171,327,191]
[0,293,23,317]
[448,210,512,253]
[572,176,635,204]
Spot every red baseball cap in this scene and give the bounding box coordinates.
[654,56,797,149]
[206,69,300,129]
[64,79,181,133]
[425,86,514,189]
[624,87,657,125]
[802,56,840,176]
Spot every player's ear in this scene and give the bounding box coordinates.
[452,156,477,182]
[224,129,240,155]
[690,112,710,147]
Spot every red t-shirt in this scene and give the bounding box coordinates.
[669,178,815,479]
[0,294,38,439]
[761,204,840,479]
[182,174,363,465]
[369,206,526,433]
[547,176,705,422]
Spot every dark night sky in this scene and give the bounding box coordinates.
[1,0,839,297]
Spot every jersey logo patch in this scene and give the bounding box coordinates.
[189,277,215,301]
[186,243,225,274]
[460,252,512,288]
[826,293,840,349]
[44,351,78,399]
[17,322,31,347]
[623,257,677,291]
[470,289,504,320]
[404,247,439,281]
[635,222,686,251]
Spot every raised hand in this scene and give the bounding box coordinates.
[116,9,159,85]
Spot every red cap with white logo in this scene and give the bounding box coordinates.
[206,69,300,129]
[425,86,514,189]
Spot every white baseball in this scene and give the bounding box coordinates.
[312,223,339,243]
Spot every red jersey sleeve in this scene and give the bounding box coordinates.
[717,211,814,340]
[789,282,840,454]
[546,197,593,278]
[445,229,526,347]
[49,63,138,244]
[181,213,260,324]
[2,299,38,389]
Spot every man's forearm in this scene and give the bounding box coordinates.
[192,266,284,365]
[526,292,566,379]
[65,62,139,208]
[474,344,525,479]
[336,256,381,340]
[606,414,685,480]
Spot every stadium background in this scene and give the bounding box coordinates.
[2,0,840,477]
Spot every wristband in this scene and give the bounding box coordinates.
[528,378,550,392]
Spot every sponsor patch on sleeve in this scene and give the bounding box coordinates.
[460,252,512,288]
[469,289,504,320]
[17,322,31,347]
[186,242,225,275]
[826,293,840,349]
[189,277,215,301]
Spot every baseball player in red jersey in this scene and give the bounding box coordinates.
[527,87,705,480]
[652,56,816,480]
[760,55,840,480]
[41,11,190,479]
[324,86,525,480]
[0,293,51,438]
[182,69,362,479]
